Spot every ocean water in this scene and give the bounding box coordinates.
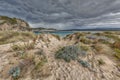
[34,31,74,37]
[34,31,100,37]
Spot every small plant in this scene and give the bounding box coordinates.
[24,42,35,50]
[93,44,103,52]
[34,58,47,70]
[80,45,89,51]
[11,42,35,51]
[35,49,44,55]
[11,43,24,51]
[94,33,103,36]
[98,59,105,65]
[80,37,91,44]
[78,60,90,68]
[55,45,81,62]
[9,66,21,79]
[114,48,120,59]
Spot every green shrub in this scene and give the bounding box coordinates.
[80,45,89,51]
[55,45,81,62]
[78,60,90,67]
[97,59,105,65]
[80,37,91,44]
[34,58,47,70]
[9,66,21,79]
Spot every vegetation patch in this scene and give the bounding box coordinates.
[80,37,92,44]
[0,16,17,24]
[97,59,105,65]
[78,60,90,68]
[114,48,120,59]
[35,49,44,56]
[8,66,21,79]
[55,45,81,62]
[105,34,120,41]
[92,44,103,52]
[80,45,89,51]
[11,42,35,51]
[34,58,47,70]
[0,31,36,45]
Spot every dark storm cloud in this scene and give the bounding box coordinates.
[0,0,120,29]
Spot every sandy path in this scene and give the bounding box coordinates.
[39,39,120,80]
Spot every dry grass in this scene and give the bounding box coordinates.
[97,59,105,65]
[113,41,120,49]
[0,31,36,45]
[92,44,103,52]
[80,37,92,44]
[114,48,120,59]
[11,42,35,51]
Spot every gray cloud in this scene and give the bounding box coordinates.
[0,0,120,29]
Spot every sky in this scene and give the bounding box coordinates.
[0,0,120,29]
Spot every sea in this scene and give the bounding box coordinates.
[34,31,100,37]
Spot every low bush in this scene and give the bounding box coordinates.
[78,60,90,68]
[80,37,92,44]
[97,59,105,65]
[34,58,47,70]
[9,66,21,79]
[35,49,44,55]
[55,45,81,62]
[80,45,89,51]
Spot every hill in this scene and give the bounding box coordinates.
[0,16,30,31]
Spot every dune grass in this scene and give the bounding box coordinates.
[114,48,120,59]
[0,31,36,45]
[11,42,35,51]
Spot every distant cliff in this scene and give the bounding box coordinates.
[0,16,30,31]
